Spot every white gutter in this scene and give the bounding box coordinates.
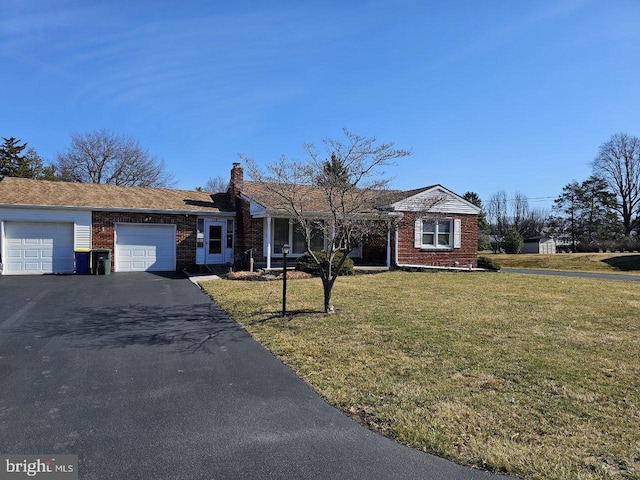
[0,203,236,216]
[386,220,391,268]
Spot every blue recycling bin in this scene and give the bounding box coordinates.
[74,249,91,275]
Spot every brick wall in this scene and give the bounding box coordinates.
[235,197,265,262]
[92,211,197,271]
[232,194,479,269]
[395,212,478,268]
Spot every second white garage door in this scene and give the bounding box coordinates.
[115,224,176,272]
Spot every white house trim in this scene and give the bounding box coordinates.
[265,216,272,269]
[386,186,481,215]
[0,207,91,250]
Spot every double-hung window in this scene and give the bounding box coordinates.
[272,218,325,255]
[416,218,460,249]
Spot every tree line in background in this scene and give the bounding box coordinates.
[0,137,57,181]
[1,129,227,192]
[2,129,638,254]
[0,129,174,188]
[470,132,640,253]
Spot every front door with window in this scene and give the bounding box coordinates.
[205,220,226,264]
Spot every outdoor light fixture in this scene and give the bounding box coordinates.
[282,244,289,317]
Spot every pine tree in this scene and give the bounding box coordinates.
[0,137,28,179]
[0,137,56,180]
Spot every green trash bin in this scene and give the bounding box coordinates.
[91,249,112,275]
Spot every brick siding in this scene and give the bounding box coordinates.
[235,197,265,262]
[394,212,478,268]
[233,200,478,268]
[92,211,197,271]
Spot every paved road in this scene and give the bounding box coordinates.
[502,267,640,281]
[0,273,513,480]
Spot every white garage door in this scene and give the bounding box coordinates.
[4,222,75,275]
[115,224,176,272]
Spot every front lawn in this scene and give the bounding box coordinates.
[201,272,640,480]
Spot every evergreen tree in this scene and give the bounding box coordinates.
[463,191,490,250]
[553,175,620,251]
[0,137,56,180]
[502,227,523,254]
[319,153,351,187]
[554,181,581,252]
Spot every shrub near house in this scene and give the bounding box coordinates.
[296,251,354,276]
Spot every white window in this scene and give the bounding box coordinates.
[272,218,325,255]
[415,218,461,250]
[196,218,205,249]
[226,219,234,249]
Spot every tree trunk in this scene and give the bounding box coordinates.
[322,277,335,314]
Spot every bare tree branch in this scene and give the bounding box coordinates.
[242,129,411,313]
[56,128,175,188]
[592,132,640,235]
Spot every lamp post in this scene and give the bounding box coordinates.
[281,244,289,317]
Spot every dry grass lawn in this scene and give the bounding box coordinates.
[201,271,640,480]
[490,252,640,274]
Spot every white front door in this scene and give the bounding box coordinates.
[205,220,226,264]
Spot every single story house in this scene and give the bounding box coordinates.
[229,163,480,270]
[0,163,480,275]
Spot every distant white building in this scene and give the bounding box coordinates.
[522,237,556,254]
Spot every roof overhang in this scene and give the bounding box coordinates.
[0,203,234,216]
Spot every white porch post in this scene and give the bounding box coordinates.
[266,216,272,270]
[386,220,392,268]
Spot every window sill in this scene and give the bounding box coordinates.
[419,246,453,252]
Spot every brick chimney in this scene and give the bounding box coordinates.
[229,162,244,207]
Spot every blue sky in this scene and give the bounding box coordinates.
[1,0,639,210]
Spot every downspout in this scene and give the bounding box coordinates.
[386,219,391,268]
[266,216,272,270]
[0,221,4,274]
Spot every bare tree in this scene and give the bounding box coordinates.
[56,129,175,188]
[592,133,640,236]
[243,129,411,313]
[487,191,509,252]
[487,190,547,251]
[511,191,529,234]
[202,175,228,192]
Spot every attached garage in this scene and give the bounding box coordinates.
[1,177,234,274]
[115,223,176,272]
[3,222,75,275]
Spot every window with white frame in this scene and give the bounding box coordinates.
[415,218,461,249]
[272,218,325,255]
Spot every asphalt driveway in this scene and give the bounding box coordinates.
[0,273,513,480]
